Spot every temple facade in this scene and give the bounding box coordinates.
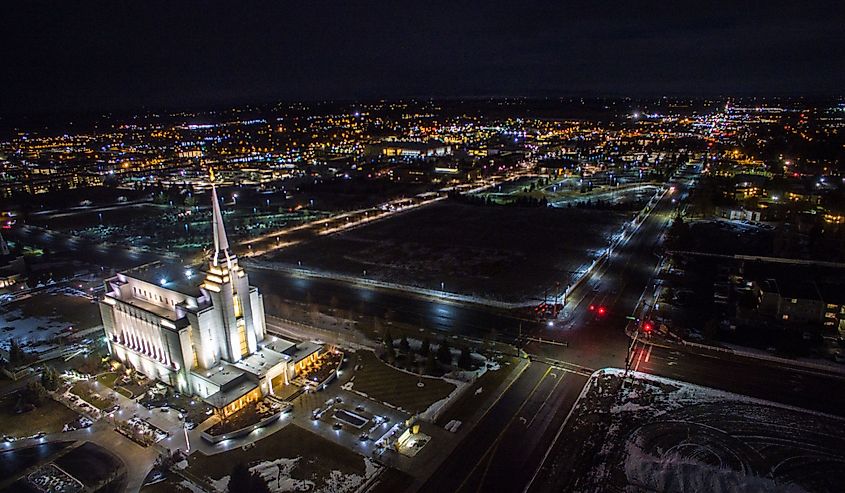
[99,180,320,414]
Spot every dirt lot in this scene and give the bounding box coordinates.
[534,369,845,493]
[268,202,628,302]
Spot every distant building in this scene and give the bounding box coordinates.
[817,283,845,339]
[0,231,25,291]
[753,279,824,325]
[381,141,452,158]
[99,179,321,416]
[715,207,761,222]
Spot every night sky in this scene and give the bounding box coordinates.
[2,1,843,116]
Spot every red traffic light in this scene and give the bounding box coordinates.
[643,321,653,332]
[597,306,606,316]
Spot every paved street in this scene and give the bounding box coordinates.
[421,362,587,493]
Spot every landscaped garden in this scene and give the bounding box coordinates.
[342,350,456,415]
[69,379,116,410]
[97,370,152,399]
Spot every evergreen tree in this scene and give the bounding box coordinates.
[383,329,396,364]
[425,351,438,374]
[9,339,24,365]
[228,463,252,493]
[436,340,452,365]
[419,337,431,357]
[399,335,410,354]
[248,473,271,493]
[41,366,59,391]
[382,327,393,349]
[24,381,47,407]
[457,347,473,370]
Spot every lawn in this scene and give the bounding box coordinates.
[533,369,845,493]
[97,371,150,399]
[268,201,628,302]
[181,424,378,492]
[70,379,116,410]
[346,351,456,415]
[0,394,80,438]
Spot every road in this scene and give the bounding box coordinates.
[420,362,588,493]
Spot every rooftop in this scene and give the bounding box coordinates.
[233,346,287,378]
[202,378,259,410]
[192,363,247,389]
[263,337,321,363]
[123,263,203,298]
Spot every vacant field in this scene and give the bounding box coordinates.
[346,350,456,415]
[685,220,773,256]
[0,394,80,438]
[535,369,845,493]
[181,424,377,493]
[268,201,628,302]
[30,204,168,231]
[0,292,101,347]
[23,292,101,327]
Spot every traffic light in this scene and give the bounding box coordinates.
[597,306,606,316]
[643,321,653,333]
[589,304,595,311]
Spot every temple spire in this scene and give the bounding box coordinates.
[209,168,231,266]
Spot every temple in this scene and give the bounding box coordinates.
[98,177,321,415]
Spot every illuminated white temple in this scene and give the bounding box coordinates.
[99,177,320,414]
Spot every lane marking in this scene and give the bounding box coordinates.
[634,342,646,372]
[526,371,565,429]
[458,366,553,493]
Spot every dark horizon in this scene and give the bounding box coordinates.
[3,1,844,120]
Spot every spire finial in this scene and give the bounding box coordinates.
[209,168,230,265]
